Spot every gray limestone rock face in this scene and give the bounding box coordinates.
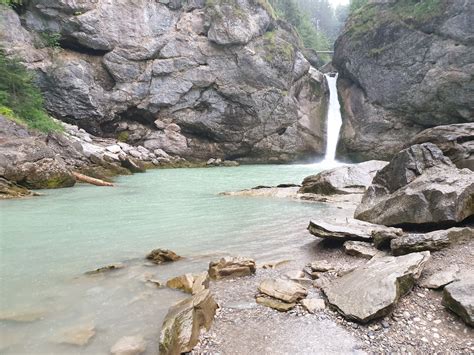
[299,160,388,195]
[390,227,474,256]
[443,273,474,326]
[1,1,329,162]
[322,252,431,323]
[355,144,474,226]
[333,1,474,161]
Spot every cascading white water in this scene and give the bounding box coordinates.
[321,73,343,166]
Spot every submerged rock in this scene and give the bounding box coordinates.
[343,241,379,259]
[55,322,96,346]
[0,177,33,199]
[299,160,388,195]
[390,227,473,256]
[146,249,181,264]
[355,144,474,226]
[420,265,460,289]
[443,274,474,326]
[85,263,126,275]
[159,290,218,355]
[208,256,256,280]
[166,272,209,295]
[110,335,146,355]
[322,252,430,323]
[0,309,46,323]
[258,279,308,303]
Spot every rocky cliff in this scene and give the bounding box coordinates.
[0,0,329,163]
[333,0,473,161]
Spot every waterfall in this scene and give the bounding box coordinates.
[320,73,343,167]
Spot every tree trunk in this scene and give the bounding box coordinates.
[72,172,114,187]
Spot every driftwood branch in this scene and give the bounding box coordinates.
[72,172,114,187]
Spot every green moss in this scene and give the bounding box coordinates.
[262,30,294,64]
[117,131,129,142]
[346,0,444,41]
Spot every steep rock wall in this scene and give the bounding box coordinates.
[333,0,473,161]
[0,0,329,162]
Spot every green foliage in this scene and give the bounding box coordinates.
[350,0,368,12]
[0,49,62,132]
[268,0,331,55]
[39,32,62,49]
[0,0,23,5]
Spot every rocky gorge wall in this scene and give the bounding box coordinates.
[333,0,473,161]
[0,0,329,163]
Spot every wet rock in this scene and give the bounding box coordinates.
[55,322,95,346]
[309,260,335,273]
[255,296,296,312]
[410,123,474,171]
[258,279,308,303]
[443,273,474,326]
[110,335,146,355]
[391,227,473,256]
[208,256,256,280]
[159,290,218,355]
[355,144,474,226]
[0,177,33,199]
[146,249,181,264]
[85,263,126,275]
[299,160,388,195]
[307,219,400,242]
[166,272,210,295]
[301,298,326,313]
[120,156,146,173]
[322,252,430,323]
[420,265,460,289]
[343,241,379,259]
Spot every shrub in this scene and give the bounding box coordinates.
[0,49,62,132]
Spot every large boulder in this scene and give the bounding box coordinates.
[208,256,256,279]
[322,252,430,322]
[146,249,181,264]
[355,143,474,226]
[334,1,473,161]
[409,123,474,171]
[443,273,474,326]
[391,227,473,256]
[299,160,388,195]
[1,1,330,162]
[159,289,218,355]
[0,116,76,190]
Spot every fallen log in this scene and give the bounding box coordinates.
[72,172,114,187]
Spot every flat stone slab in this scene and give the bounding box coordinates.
[420,265,460,289]
[322,252,430,323]
[343,241,379,259]
[308,219,402,242]
[391,227,473,256]
[443,273,474,326]
[301,298,326,313]
[258,279,308,303]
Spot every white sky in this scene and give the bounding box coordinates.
[329,0,350,6]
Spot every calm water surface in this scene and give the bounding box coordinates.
[0,164,337,354]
